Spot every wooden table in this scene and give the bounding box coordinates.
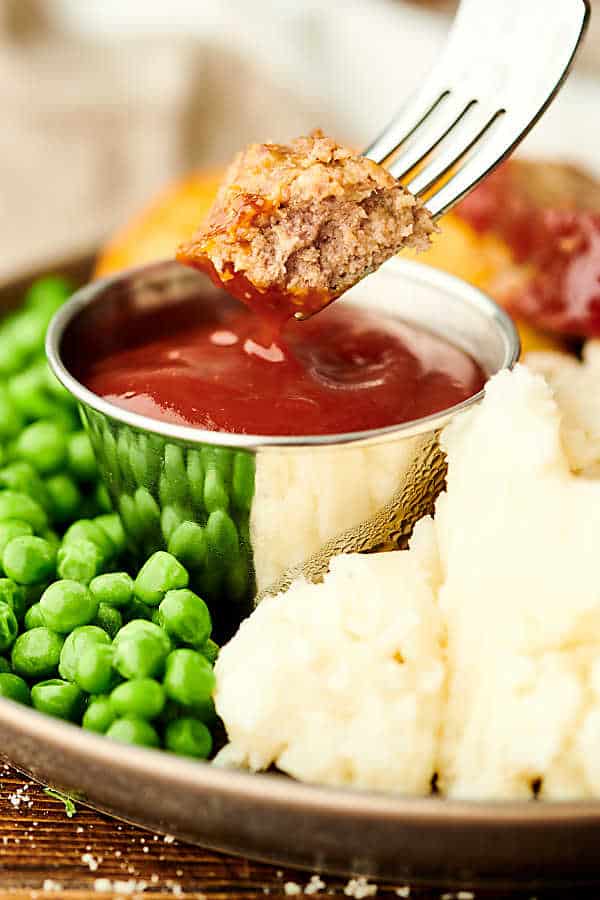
[0,759,583,900]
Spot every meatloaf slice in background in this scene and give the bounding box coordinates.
[177,131,434,319]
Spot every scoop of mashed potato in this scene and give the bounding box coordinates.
[216,362,600,799]
[526,340,600,476]
[436,365,600,799]
[215,534,445,795]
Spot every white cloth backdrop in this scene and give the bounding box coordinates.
[1,0,599,281]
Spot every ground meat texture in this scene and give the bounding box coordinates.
[177,131,434,320]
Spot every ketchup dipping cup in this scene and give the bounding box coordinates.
[46,258,518,634]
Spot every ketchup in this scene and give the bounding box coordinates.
[457,162,600,338]
[75,284,485,437]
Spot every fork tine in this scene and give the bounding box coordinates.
[384,96,476,181]
[422,115,522,218]
[422,0,589,218]
[403,108,503,196]
[363,87,449,166]
[365,0,589,220]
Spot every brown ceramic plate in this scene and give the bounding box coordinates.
[1,256,600,891]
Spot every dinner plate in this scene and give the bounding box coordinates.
[2,256,600,891]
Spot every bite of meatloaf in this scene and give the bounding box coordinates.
[177,130,434,319]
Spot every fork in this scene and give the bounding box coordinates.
[364,0,590,219]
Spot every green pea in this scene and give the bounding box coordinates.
[165,717,212,759]
[40,580,98,633]
[44,363,74,405]
[63,519,114,561]
[113,619,172,652]
[167,521,207,570]
[134,552,188,607]
[94,483,112,515]
[129,438,149,488]
[160,504,188,543]
[40,529,60,551]
[206,509,239,561]
[158,589,211,649]
[99,429,119,483]
[163,649,215,709]
[24,603,45,630]
[203,468,229,513]
[45,474,81,523]
[114,634,169,680]
[158,469,187,507]
[110,678,165,720]
[82,695,116,734]
[201,447,233,481]
[0,341,26,378]
[0,657,10,674]
[93,603,122,639]
[7,367,55,420]
[11,628,64,679]
[56,540,103,585]
[0,491,47,533]
[191,694,217,725]
[123,596,153,623]
[0,462,52,511]
[118,494,145,541]
[25,275,71,311]
[232,452,255,511]
[16,421,67,475]
[0,390,23,440]
[116,431,134,484]
[106,717,160,748]
[0,521,33,563]
[186,450,204,508]
[0,604,18,652]
[59,625,110,682]
[3,536,56,584]
[133,487,159,529]
[200,638,219,666]
[50,406,80,435]
[0,578,26,622]
[75,644,115,694]
[160,695,216,727]
[90,572,133,609]
[67,432,97,481]
[11,310,49,356]
[0,673,31,705]
[31,679,84,722]
[94,514,126,557]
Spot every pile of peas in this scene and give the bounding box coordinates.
[0,277,218,758]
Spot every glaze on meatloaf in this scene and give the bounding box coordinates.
[177,131,434,319]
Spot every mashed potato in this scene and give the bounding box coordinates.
[215,537,445,794]
[526,340,600,476]
[216,361,600,799]
[436,365,600,798]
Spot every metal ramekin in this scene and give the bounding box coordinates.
[46,258,518,634]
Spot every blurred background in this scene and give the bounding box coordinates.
[2,0,599,282]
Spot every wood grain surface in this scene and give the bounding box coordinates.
[0,758,586,900]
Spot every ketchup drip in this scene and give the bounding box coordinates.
[76,289,485,437]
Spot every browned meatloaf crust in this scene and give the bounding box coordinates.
[177,131,434,319]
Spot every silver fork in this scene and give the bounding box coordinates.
[364,0,590,219]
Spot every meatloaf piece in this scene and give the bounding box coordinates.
[177,131,434,320]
